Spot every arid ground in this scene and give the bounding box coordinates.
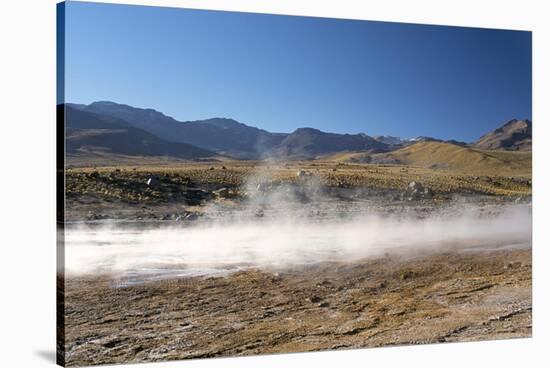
[59,160,532,366]
[62,248,531,366]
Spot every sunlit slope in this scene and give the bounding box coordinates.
[329,141,531,176]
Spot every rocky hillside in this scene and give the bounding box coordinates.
[68,102,389,159]
[73,101,287,159]
[64,105,216,160]
[475,119,532,151]
[272,128,388,159]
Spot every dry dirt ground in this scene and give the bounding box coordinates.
[61,247,531,366]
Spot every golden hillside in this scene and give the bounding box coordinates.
[329,141,531,176]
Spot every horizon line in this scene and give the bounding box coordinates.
[62,100,532,143]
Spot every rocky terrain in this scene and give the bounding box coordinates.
[64,161,531,222]
[61,247,531,366]
[475,119,532,151]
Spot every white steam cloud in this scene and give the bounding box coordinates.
[64,204,531,283]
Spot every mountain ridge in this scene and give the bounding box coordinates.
[64,105,217,160]
[73,101,286,159]
[66,101,532,162]
[474,119,532,151]
[273,127,388,159]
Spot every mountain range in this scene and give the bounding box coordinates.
[63,101,532,161]
[67,102,286,159]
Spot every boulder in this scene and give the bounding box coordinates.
[403,181,432,200]
[408,181,424,193]
[297,169,314,178]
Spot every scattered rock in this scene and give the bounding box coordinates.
[254,209,264,218]
[213,187,231,199]
[146,177,159,187]
[86,212,108,221]
[316,280,332,287]
[307,296,322,303]
[504,262,522,270]
[408,181,424,193]
[184,212,199,221]
[163,212,199,221]
[402,181,432,200]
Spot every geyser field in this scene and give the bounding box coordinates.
[65,205,531,282]
[60,161,532,366]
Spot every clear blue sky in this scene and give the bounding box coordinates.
[63,1,532,142]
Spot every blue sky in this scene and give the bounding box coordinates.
[63,1,531,142]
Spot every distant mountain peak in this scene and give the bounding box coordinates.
[275,127,388,159]
[409,136,438,142]
[497,119,532,134]
[475,119,532,151]
[293,127,322,133]
[89,100,120,106]
[197,117,247,130]
[373,135,405,146]
[85,101,178,123]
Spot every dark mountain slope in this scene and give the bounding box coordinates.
[63,105,216,159]
[475,119,532,151]
[78,101,287,158]
[273,128,389,159]
[69,101,531,161]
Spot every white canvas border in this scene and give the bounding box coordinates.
[0,0,548,367]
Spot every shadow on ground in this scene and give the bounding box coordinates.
[34,350,56,364]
